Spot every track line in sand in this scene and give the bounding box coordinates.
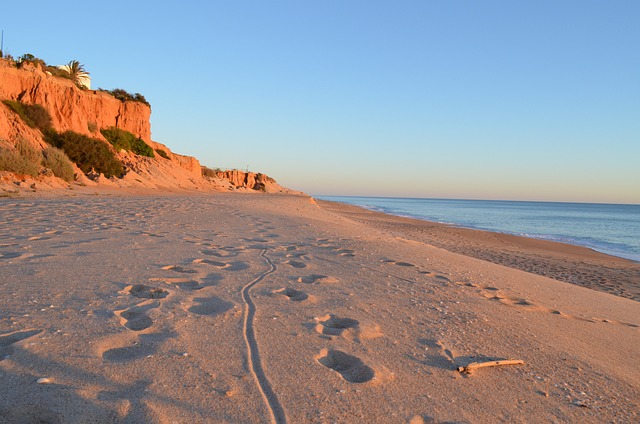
[241,249,287,424]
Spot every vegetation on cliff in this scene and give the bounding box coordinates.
[155,148,170,159]
[1,53,148,105]
[2,99,125,179]
[101,127,155,158]
[0,138,75,181]
[98,88,150,107]
[44,130,124,178]
[2,100,52,130]
[0,138,43,178]
[202,166,221,178]
[64,60,90,88]
[42,146,76,181]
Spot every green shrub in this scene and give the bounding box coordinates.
[0,138,42,177]
[17,53,47,69]
[131,138,154,158]
[44,130,124,178]
[87,121,98,133]
[45,65,73,80]
[42,146,75,181]
[16,137,44,164]
[155,148,169,159]
[2,100,53,130]
[100,127,154,158]
[99,88,150,106]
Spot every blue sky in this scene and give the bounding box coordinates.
[2,1,639,203]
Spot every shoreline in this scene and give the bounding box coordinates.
[360,205,639,264]
[317,199,640,301]
[317,196,639,263]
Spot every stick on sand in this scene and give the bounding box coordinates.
[457,360,525,374]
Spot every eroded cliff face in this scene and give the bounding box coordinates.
[0,58,204,181]
[0,60,151,142]
[216,170,276,191]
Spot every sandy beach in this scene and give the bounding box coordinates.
[0,193,638,423]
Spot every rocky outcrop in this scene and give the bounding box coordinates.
[215,170,277,191]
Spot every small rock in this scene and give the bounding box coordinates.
[36,377,51,384]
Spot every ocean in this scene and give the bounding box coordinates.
[316,196,640,262]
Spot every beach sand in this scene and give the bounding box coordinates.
[0,193,638,423]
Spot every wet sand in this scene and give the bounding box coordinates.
[0,193,638,423]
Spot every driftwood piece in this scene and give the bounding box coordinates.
[457,359,525,374]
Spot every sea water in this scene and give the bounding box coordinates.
[316,196,640,262]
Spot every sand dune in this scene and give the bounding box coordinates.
[0,193,637,423]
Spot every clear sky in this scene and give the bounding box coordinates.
[2,1,639,203]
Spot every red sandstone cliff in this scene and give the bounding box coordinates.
[215,170,277,191]
[0,57,295,195]
[0,59,151,142]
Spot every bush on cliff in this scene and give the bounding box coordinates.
[2,100,53,130]
[155,148,169,159]
[42,146,75,182]
[15,54,74,82]
[44,130,124,178]
[100,127,155,158]
[100,88,150,106]
[0,138,42,177]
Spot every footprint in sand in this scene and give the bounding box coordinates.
[161,265,197,274]
[28,235,52,241]
[314,315,359,336]
[0,251,25,260]
[116,302,159,331]
[274,287,309,301]
[101,333,172,363]
[125,284,169,299]
[285,252,307,259]
[0,329,42,359]
[201,249,239,258]
[192,258,231,269]
[188,296,234,317]
[140,232,164,238]
[297,274,339,284]
[150,277,202,291]
[242,237,269,243]
[382,259,415,267]
[477,286,636,325]
[316,349,375,383]
[102,343,156,362]
[285,260,307,269]
[455,281,480,288]
[434,275,451,283]
[336,249,356,257]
